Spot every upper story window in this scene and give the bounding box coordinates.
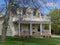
[27,12,31,15]
[17,8,23,15]
[33,11,36,16]
[38,13,40,17]
[17,10,23,15]
[26,7,34,16]
[26,12,32,17]
[36,12,41,17]
[36,10,41,17]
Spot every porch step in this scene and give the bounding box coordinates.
[14,35,32,38]
[32,34,43,38]
[14,35,51,38]
[42,34,51,38]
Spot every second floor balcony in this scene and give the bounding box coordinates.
[12,15,51,22]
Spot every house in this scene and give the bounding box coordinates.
[0,7,51,38]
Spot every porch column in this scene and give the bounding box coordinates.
[19,22,20,36]
[30,23,32,35]
[49,23,51,35]
[40,24,42,35]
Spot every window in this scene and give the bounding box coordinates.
[38,28,40,32]
[34,11,36,16]
[17,9,23,15]
[27,12,31,15]
[38,13,40,15]
[38,26,40,32]
[37,13,40,17]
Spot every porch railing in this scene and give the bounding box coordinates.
[42,30,50,35]
[20,30,30,35]
[12,15,51,22]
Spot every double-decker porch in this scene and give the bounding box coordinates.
[12,15,51,38]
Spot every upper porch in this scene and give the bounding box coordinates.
[12,15,51,23]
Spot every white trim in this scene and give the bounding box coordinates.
[40,24,42,35]
[30,23,32,35]
[19,22,20,36]
[49,23,51,35]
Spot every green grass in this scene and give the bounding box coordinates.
[0,37,60,45]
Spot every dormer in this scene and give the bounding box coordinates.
[17,7,23,16]
[36,9,41,17]
[26,7,34,17]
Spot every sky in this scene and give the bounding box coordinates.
[43,0,60,15]
[0,0,60,15]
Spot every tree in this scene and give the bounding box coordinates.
[1,0,14,42]
[47,9,60,34]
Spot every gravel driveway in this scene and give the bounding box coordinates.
[52,35,60,38]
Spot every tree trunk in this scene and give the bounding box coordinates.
[1,0,14,42]
[1,15,10,42]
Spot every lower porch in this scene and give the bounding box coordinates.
[13,22,51,38]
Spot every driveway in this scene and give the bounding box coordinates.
[52,35,60,38]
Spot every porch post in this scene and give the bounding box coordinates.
[49,23,51,35]
[30,23,32,35]
[40,24,42,35]
[19,22,20,36]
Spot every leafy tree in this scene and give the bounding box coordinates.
[44,24,49,30]
[47,9,60,34]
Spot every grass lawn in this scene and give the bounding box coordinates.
[0,37,60,45]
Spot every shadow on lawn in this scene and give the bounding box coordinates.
[7,37,56,45]
[0,36,59,45]
[2,36,60,45]
[6,36,47,44]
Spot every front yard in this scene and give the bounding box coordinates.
[0,37,60,45]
